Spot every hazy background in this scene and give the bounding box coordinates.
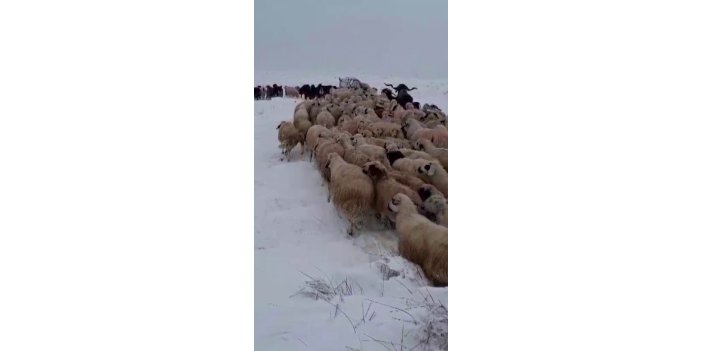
[254,0,447,81]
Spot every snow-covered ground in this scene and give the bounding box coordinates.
[254,77,448,350]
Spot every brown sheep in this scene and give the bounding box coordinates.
[305,125,331,160]
[326,153,375,235]
[314,137,345,181]
[362,161,422,225]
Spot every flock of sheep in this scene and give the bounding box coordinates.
[275,84,449,287]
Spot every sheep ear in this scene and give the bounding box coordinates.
[276,122,282,129]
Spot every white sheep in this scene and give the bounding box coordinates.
[387,193,448,286]
[416,160,448,199]
[415,138,448,170]
[418,184,448,227]
[276,121,304,161]
[315,108,336,129]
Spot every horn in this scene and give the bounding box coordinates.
[409,87,417,91]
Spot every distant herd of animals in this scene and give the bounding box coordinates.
[255,77,440,113]
[275,78,448,286]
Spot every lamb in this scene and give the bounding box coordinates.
[315,108,336,129]
[362,161,422,225]
[416,138,448,170]
[276,121,304,161]
[418,184,448,227]
[416,159,448,198]
[325,153,375,235]
[387,193,448,286]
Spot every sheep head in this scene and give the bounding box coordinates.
[417,161,439,177]
[388,193,415,213]
[361,161,387,181]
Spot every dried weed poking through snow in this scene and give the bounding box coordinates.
[291,271,363,302]
[292,270,447,351]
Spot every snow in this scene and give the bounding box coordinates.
[255,78,448,350]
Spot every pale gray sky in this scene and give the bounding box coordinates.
[254,0,447,79]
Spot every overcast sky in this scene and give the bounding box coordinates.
[254,0,447,79]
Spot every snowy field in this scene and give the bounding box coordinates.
[254,76,448,350]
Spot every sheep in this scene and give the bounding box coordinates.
[416,159,448,198]
[366,121,402,138]
[387,169,429,192]
[384,144,441,166]
[305,125,331,160]
[351,134,391,166]
[381,138,414,150]
[315,108,336,128]
[387,193,448,286]
[276,121,304,161]
[295,100,313,113]
[343,102,357,116]
[362,161,422,225]
[338,117,360,135]
[325,153,375,235]
[386,150,434,181]
[402,119,448,148]
[336,134,373,168]
[416,138,448,170]
[429,125,449,148]
[328,104,344,121]
[309,100,324,124]
[418,184,448,227]
[352,134,387,149]
[314,136,345,181]
[402,118,431,140]
[420,111,447,128]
